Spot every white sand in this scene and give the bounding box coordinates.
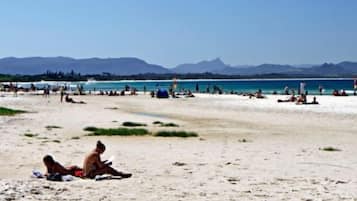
[1,93,357,200]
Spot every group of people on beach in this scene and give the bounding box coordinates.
[42,141,131,181]
[276,82,319,104]
[1,79,357,98]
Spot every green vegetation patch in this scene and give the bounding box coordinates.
[83,126,98,132]
[154,131,198,138]
[122,121,147,127]
[24,133,38,138]
[0,107,26,116]
[238,138,251,143]
[105,107,119,110]
[152,121,179,127]
[319,147,341,152]
[45,125,62,130]
[84,127,149,136]
[160,122,179,127]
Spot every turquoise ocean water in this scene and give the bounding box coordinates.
[15,78,356,95]
[79,78,356,95]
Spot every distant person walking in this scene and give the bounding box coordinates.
[60,87,65,102]
[44,86,50,98]
[299,81,306,95]
[195,83,199,93]
[284,85,289,95]
[318,85,323,95]
[14,86,18,97]
[354,79,357,96]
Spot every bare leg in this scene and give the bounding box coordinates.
[89,166,132,178]
[107,166,132,178]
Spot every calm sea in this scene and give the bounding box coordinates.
[14,78,356,95]
[79,78,355,95]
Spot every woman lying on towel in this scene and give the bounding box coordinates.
[43,155,83,178]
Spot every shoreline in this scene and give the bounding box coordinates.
[1,77,356,84]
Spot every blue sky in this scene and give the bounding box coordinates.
[0,0,356,67]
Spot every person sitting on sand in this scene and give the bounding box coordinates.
[186,90,195,98]
[296,94,307,104]
[312,96,319,104]
[255,89,265,99]
[150,90,155,98]
[43,155,82,177]
[299,96,319,105]
[83,141,132,179]
[332,89,340,96]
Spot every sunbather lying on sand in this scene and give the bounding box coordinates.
[277,95,296,103]
[65,94,86,104]
[83,141,132,179]
[43,155,82,177]
[296,95,319,105]
[304,96,319,105]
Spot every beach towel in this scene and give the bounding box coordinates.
[46,173,62,181]
[32,170,44,178]
[46,173,74,182]
[94,175,123,181]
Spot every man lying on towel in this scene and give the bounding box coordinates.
[83,140,132,179]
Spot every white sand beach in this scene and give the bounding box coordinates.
[1,93,357,200]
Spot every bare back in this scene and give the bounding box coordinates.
[83,150,102,177]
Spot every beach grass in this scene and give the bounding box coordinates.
[160,122,179,127]
[24,133,38,138]
[104,107,119,110]
[238,138,251,143]
[84,127,149,136]
[154,131,198,138]
[0,107,26,116]
[320,147,341,152]
[152,121,179,127]
[83,126,98,132]
[45,125,62,130]
[122,121,147,127]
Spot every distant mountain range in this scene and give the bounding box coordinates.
[0,57,170,75]
[0,57,356,77]
[172,58,357,76]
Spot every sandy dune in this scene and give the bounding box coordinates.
[1,93,357,200]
